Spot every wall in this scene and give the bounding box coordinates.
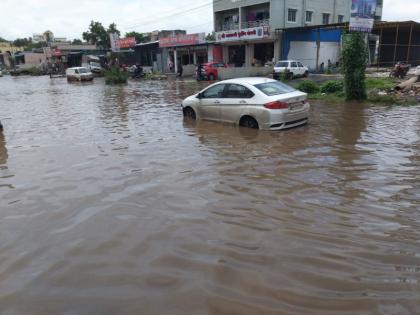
[23,52,47,66]
[282,28,342,70]
[215,0,383,30]
[218,66,272,80]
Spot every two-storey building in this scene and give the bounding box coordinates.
[213,0,383,67]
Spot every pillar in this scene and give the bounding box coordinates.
[193,51,197,64]
[173,49,178,73]
[274,39,281,62]
[245,44,254,67]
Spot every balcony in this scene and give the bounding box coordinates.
[241,19,270,29]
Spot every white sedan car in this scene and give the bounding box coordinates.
[182,77,310,130]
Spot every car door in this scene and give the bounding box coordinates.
[198,83,226,121]
[297,62,306,76]
[290,61,298,76]
[220,84,255,123]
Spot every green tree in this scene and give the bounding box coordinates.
[82,21,121,49]
[83,21,108,48]
[125,31,145,44]
[205,33,215,41]
[0,36,8,43]
[13,38,30,47]
[72,39,83,45]
[341,32,368,101]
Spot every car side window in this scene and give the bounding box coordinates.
[298,62,304,67]
[225,84,254,99]
[291,62,298,68]
[202,84,226,99]
[211,64,218,68]
[218,63,225,68]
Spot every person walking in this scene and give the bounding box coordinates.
[177,63,183,78]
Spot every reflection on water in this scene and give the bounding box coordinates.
[0,76,419,315]
[0,132,7,166]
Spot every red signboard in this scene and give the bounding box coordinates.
[52,48,62,56]
[159,33,206,48]
[117,37,136,49]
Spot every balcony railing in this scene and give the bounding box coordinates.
[216,19,270,32]
[241,19,270,29]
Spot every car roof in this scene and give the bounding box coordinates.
[219,77,277,86]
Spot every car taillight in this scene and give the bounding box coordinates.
[264,101,289,109]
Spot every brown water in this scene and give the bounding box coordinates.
[0,75,419,315]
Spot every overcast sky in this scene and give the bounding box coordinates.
[0,0,418,40]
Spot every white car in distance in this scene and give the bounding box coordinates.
[273,60,309,80]
[182,77,310,131]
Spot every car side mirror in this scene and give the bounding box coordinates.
[197,92,203,99]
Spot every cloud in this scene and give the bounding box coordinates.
[0,0,417,40]
[0,0,213,40]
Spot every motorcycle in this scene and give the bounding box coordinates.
[389,62,410,79]
[195,66,206,81]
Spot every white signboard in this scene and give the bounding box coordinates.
[215,27,266,42]
[349,0,377,32]
[110,33,120,52]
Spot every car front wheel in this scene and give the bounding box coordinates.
[183,107,196,119]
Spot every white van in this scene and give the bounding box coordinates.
[66,67,93,82]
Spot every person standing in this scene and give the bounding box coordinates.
[177,63,183,77]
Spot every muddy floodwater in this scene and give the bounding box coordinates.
[0,76,419,315]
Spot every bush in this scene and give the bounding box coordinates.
[320,80,344,94]
[105,67,129,85]
[295,81,320,94]
[27,67,42,76]
[342,32,368,100]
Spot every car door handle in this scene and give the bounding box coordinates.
[239,100,247,104]
[214,100,220,104]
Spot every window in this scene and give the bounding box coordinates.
[305,11,313,23]
[275,61,289,68]
[288,9,297,23]
[338,15,344,23]
[202,84,226,99]
[298,62,304,67]
[254,81,296,96]
[322,13,330,24]
[291,62,298,68]
[225,84,254,99]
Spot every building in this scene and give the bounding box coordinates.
[213,0,383,68]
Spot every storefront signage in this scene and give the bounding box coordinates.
[117,37,136,49]
[349,0,377,32]
[215,27,266,42]
[159,33,206,48]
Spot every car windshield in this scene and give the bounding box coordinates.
[78,68,88,74]
[275,62,289,67]
[254,81,296,96]
[90,62,100,67]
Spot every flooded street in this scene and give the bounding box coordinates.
[0,75,419,314]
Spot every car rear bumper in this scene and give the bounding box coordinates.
[259,103,310,130]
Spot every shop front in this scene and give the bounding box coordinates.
[215,26,279,68]
[159,33,208,74]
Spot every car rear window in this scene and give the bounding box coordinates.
[275,61,289,67]
[254,81,296,96]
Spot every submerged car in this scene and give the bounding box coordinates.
[182,77,310,130]
[273,60,309,80]
[66,67,93,82]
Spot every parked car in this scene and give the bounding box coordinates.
[273,60,309,80]
[200,62,228,80]
[66,67,94,82]
[88,61,104,74]
[0,70,3,77]
[415,66,420,76]
[182,77,310,130]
